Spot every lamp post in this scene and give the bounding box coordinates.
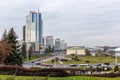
[75,49,77,60]
[115,55,118,65]
[54,57,56,68]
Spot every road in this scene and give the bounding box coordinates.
[22,54,117,69]
[23,54,66,68]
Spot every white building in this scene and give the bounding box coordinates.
[55,38,61,51]
[54,38,67,51]
[66,46,86,56]
[46,36,54,48]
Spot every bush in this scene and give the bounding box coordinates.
[85,60,90,63]
[76,59,80,61]
[60,59,68,61]
[0,65,69,77]
[114,65,119,72]
[51,59,54,63]
[40,68,69,77]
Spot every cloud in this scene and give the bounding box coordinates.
[0,0,120,46]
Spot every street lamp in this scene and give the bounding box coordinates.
[115,55,118,65]
[75,49,77,59]
[54,57,57,68]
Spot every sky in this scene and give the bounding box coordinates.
[0,0,120,47]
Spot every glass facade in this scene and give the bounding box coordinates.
[25,11,43,45]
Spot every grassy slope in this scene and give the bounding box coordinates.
[46,56,119,64]
[63,56,120,64]
[0,75,120,80]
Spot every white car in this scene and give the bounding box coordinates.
[96,63,110,68]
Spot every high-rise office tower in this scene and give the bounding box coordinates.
[46,36,54,48]
[55,38,67,52]
[25,11,43,45]
[55,38,61,51]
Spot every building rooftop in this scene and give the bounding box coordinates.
[67,46,85,50]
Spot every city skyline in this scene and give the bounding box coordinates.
[0,0,120,47]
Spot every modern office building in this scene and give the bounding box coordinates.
[25,11,43,45]
[61,40,67,50]
[43,37,47,46]
[24,11,43,53]
[55,38,61,51]
[46,36,54,48]
[54,38,67,52]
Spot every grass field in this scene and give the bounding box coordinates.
[46,56,120,65]
[63,56,120,64]
[0,75,120,80]
[23,53,52,62]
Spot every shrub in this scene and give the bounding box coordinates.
[114,65,119,72]
[0,65,69,77]
[60,59,68,61]
[51,59,54,63]
[40,68,69,77]
[76,59,80,61]
[85,60,90,63]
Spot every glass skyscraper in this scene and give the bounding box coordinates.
[25,11,43,46]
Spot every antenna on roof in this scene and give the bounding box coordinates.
[38,8,40,13]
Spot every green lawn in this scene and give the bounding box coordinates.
[45,56,120,65]
[46,59,59,64]
[0,75,120,80]
[23,53,53,62]
[63,56,120,64]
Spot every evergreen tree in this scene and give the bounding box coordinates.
[4,28,22,65]
[44,46,54,54]
[21,43,26,58]
[1,30,7,41]
[29,46,32,60]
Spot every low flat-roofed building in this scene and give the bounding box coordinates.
[66,46,86,56]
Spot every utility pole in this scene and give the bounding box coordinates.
[115,55,118,65]
[75,49,77,59]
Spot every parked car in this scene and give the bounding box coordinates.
[102,63,110,67]
[41,63,53,68]
[96,64,102,68]
[35,62,41,65]
[70,64,78,67]
[96,63,110,68]
[79,64,91,69]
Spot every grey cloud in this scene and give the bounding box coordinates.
[0,0,120,46]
